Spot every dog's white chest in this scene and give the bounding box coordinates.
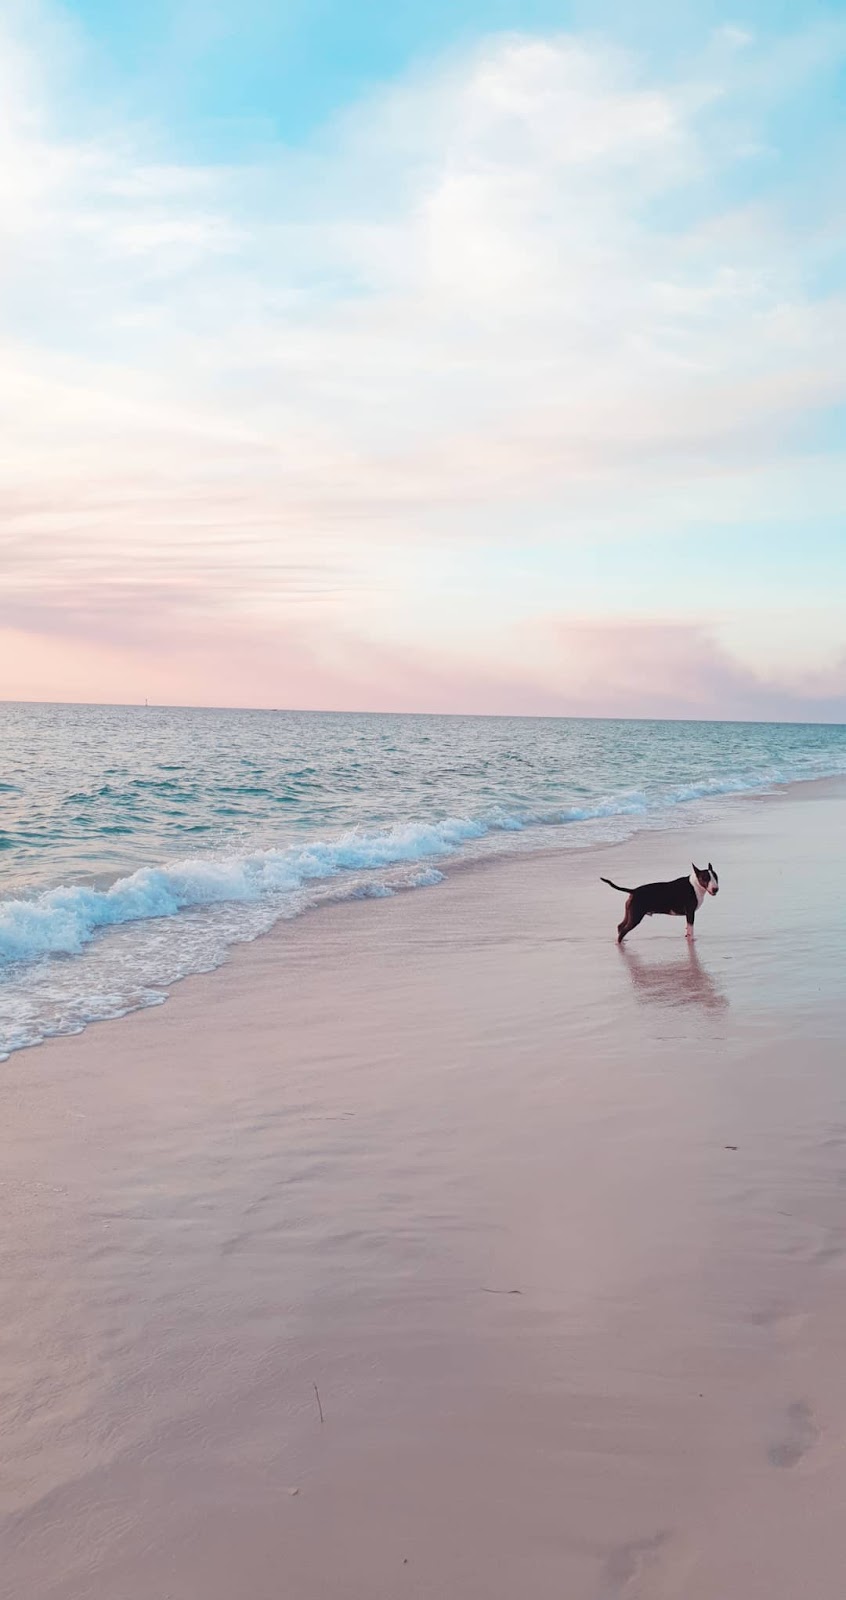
[689,873,707,907]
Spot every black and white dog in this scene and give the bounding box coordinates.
[601,863,719,944]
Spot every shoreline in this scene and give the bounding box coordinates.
[2,777,846,1597]
[3,770,845,1064]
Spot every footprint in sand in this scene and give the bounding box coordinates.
[747,1302,810,1342]
[768,1400,820,1468]
[598,1530,672,1598]
[812,1237,846,1268]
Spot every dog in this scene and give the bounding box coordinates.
[601,863,719,944]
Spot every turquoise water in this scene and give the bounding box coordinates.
[1,703,845,1056]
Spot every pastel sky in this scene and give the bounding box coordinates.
[1,0,845,719]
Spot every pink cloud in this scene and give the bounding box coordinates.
[532,617,846,721]
[2,612,844,721]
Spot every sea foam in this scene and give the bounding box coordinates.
[0,817,485,968]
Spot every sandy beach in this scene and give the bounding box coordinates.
[3,777,846,1599]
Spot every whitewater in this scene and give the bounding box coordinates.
[2,703,845,1058]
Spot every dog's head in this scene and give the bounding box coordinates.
[693,862,719,896]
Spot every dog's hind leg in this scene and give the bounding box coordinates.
[617,899,644,944]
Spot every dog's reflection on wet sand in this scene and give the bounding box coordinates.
[620,941,729,1012]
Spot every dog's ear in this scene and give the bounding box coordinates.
[708,862,715,874]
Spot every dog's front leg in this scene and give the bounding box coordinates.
[685,914,695,940]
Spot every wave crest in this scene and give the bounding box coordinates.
[0,817,487,967]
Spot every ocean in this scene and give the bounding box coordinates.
[1,702,845,1058]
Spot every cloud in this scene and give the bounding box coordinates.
[0,9,844,711]
[2,605,843,723]
[530,617,846,721]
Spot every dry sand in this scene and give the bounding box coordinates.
[2,779,846,1599]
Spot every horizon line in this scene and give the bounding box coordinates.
[1,698,844,730]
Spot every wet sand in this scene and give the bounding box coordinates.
[2,779,846,1599]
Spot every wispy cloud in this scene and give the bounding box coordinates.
[0,7,844,712]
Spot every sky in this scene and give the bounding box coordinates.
[0,0,844,719]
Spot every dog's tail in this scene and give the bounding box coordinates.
[600,876,633,893]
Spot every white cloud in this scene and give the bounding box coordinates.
[715,24,755,51]
[0,10,844,681]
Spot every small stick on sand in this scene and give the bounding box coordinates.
[313,1382,325,1424]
